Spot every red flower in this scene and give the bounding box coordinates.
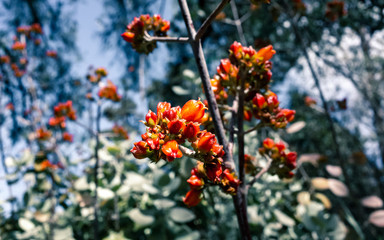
[255,45,276,62]
[183,189,202,207]
[276,109,296,122]
[161,140,182,162]
[131,141,150,159]
[197,131,216,153]
[275,141,286,152]
[112,125,129,139]
[46,50,57,58]
[145,110,157,127]
[206,160,222,182]
[157,102,171,119]
[121,32,135,43]
[11,41,26,51]
[181,99,206,122]
[187,175,204,190]
[183,122,200,139]
[168,119,185,134]
[286,152,297,169]
[163,107,180,121]
[36,128,52,141]
[98,80,121,102]
[63,132,73,142]
[253,93,267,109]
[263,138,275,149]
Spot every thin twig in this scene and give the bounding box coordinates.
[144,32,189,43]
[179,145,196,157]
[93,101,101,240]
[195,0,231,40]
[230,0,247,45]
[244,122,266,135]
[247,156,273,190]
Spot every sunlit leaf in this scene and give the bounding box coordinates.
[286,121,306,134]
[314,193,332,209]
[98,188,115,200]
[273,209,295,227]
[369,210,384,227]
[361,196,383,209]
[297,154,324,167]
[169,207,195,223]
[297,191,311,205]
[325,165,342,177]
[311,177,329,190]
[154,199,175,209]
[19,218,35,231]
[127,208,154,229]
[328,179,349,197]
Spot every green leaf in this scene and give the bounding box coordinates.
[169,207,195,223]
[154,199,175,209]
[127,209,154,229]
[19,218,35,232]
[273,209,295,227]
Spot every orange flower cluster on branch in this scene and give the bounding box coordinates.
[36,128,52,141]
[98,80,121,102]
[112,125,129,140]
[211,42,295,128]
[49,101,76,128]
[258,138,297,178]
[131,99,240,207]
[121,14,170,54]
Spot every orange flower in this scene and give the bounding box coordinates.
[112,125,129,139]
[263,138,275,149]
[98,80,121,102]
[197,131,216,153]
[95,67,108,77]
[252,93,267,109]
[168,119,185,134]
[187,175,204,190]
[49,116,66,128]
[181,99,206,122]
[63,132,73,142]
[131,141,150,159]
[255,45,276,62]
[183,122,200,139]
[156,102,171,120]
[121,32,135,43]
[183,189,202,207]
[11,41,26,51]
[31,23,43,34]
[145,110,157,127]
[161,140,182,162]
[46,50,57,58]
[206,159,222,182]
[36,128,52,141]
[0,55,10,64]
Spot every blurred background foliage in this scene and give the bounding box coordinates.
[1,0,384,239]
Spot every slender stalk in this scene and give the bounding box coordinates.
[195,0,231,40]
[93,101,101,240]
[230,0,247,46]
[144,34,189,43]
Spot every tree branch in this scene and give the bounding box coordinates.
[195,0,231,40]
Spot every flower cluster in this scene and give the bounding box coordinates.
[36,128,52,141]
[112,125,129,140]
[121,14,170,54]
[258,138,297,179]
[98,80,121,102]
[131,99,240,207]
[325,1,347,21]
[87,67,108,83]
[49,100,77,128]
[211,42,295,128]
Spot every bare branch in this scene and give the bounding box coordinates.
[195,0,231,40]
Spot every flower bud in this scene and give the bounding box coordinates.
[181,99,206,122]
[183,189,202,207]
[163,107,179,121]
[252,93,267,109]
[263,138,275,150]
[183,122,200,139]
[168,119,185,134]
[255,45,276,62]
[187,175,204,190]
[121,32,135,43]
[145,110,157,127]
[197,131,216,153]
[161,140,182,162]
[206,160,222,182]
[131,141,150,159]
